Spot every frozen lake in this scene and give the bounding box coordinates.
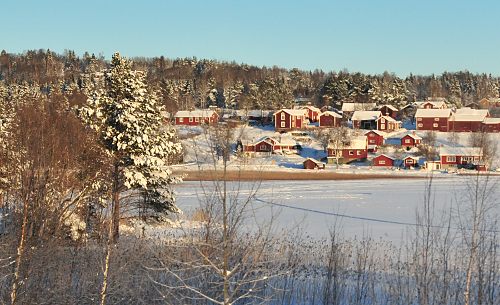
[174,176,499,244]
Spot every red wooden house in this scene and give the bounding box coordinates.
[327,136,368,164]
[378,105,398,118]
[364,130,385,152]
[415,109,452,132]
[296,105,322,122]
[416,98,448,109]
[174,110,219,126]
[303,158,325,169]
[448,108,489,132]
[376,115,401,131]
[401,133,422,150]
[372,154,395,167]
[439,147,483,169]
[318,111,342,127]
[274,109,307,132]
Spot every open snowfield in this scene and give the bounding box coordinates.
[174,176,500,245]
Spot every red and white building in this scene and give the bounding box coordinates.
[448,108,489,132]
[415,109,452,132]
[364,130,386,152]
[416,98,448,109]
[243,136,298,156]
[378,105,398,118]
[174,110,219,126]
[318,111,342,127]
[401,133,422,150]
[372,154,395,167]
[274,109,307,132]
[296,105,322,122]
[351,111,382,129]
[327,136,368,164]
[403,156,420,168]
[439,147,483,169]
[376,115,401,131]
[341,102,376,118]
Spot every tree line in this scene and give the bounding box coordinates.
[1,49,499,113]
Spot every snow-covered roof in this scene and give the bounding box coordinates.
[296,105,321,113]
[415,108,452,118]
[377,115,398,122]
[402,133,422,140]
[175,109,217,118]
[364,129,386,137]
[341,103,376,112]
[439,147,483,156]
[276,135,297,146]
[483,117,500,124]
[374,154,395,160]
[329,136,367,150]
[379,104,398,111]
[351,111,382,121]
[449,108,489,122]
[319,111,342,118]
[415,100,447,109]
[304,157,325,166]
[274,109,307,116]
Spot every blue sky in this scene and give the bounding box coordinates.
[3,0,500,76]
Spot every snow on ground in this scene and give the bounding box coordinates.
[173,176,500,245]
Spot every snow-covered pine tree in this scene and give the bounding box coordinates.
[79,53,182,242]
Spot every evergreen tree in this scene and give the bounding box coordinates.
[79,53,182,242]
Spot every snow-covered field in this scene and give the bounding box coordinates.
[174,176,499,245]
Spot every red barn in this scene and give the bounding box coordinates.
[327,136,368,164]
[415,109,452,132]
[175,110,219,126]
[376,115,401,131]
[401,133,422,150]
[482,117,500,132]
[364,130,385,152]
[439,147,483,169]
[303,158,325,169]
[448,108,489,132]
[378,105,398,118]
[318,111,342,127]
[372,154,395,167]
[274,109,307,132]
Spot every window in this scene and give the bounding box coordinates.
[433,123,438,128]
[381,118,385,123]
[405,139,411,144]
[446,156,456,163]
[417,117,422,121]
[380,123,385,130]
[369,133,374,137]
[417,123,423,128]
[195,117,199,122]
[349,151,354,156]
[434,118,440,121]
[379,160,386,165]
[189,117,193,122]
[407,159,414,164]
[369,139,375,144]
[280,121,285,128]
[474,156,480,162]
[292,121,295,127]
[357,150,362,155]
[179,117,184,123]
[462,156,474,163]
[281,113,285,120]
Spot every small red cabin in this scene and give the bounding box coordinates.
[372,154,395,167]
[175,110,219,126]
[303,158,325,170]
[378,105,398,119]
[274,109,307,132]
[403,156,419,168]
[318,111,342,127]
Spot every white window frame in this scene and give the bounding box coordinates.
[280,121,285,128]
[380,123,385,130]
[379,160,386,165]
[417,123,423,128]
[446,156,456,163]
[281,113,285,120]
[405,139,411,144]
[417,117,422,121]
[357,150,362,156]
[348,151,354,156]
[406,159,414,164]
[434,118,440,121]
[179,117,184,123]
[433,123,439,127]
[195,117,199,122]
[189,117,193,122]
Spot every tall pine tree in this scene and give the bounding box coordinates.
[79,53,182,242]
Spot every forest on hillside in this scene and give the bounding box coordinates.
[1,49,500,112]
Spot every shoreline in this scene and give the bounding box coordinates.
[174,169,434,181]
